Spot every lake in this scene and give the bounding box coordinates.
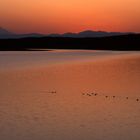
[0,50,140,140]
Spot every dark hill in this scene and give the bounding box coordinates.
[0,34,140,51]
[48,30,129,38]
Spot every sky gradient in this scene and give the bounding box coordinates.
[0,0,140,34]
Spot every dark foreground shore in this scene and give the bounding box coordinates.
[0,34,140,51]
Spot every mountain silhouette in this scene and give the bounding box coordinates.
[0,27,13,35]
[0,27,137,39]
[0,27,44,39]
[48,30,132,38]
[0,33,140,51]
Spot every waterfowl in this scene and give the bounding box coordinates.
[94,93,97,96]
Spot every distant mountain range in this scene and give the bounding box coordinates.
[0,27,136,39]
[0,27,44,39]
[48,30,131,38]
[0,27,140,51]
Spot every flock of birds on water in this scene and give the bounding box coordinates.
[46,91,139,102]
[82,92,140,102]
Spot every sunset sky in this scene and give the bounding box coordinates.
[0,0,140,34]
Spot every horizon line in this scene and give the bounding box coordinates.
[0,26,140,35]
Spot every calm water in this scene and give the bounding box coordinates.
[0,50,140,140]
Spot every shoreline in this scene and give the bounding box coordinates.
[0,34,140,51]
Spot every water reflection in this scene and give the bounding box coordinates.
[0,51,140,140]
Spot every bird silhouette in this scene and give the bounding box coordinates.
[94,93,97,96]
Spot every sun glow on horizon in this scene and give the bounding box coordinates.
[0,0,140,34]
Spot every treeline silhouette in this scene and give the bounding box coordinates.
[0,34,140,51]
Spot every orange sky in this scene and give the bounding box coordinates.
[0,0,140,34]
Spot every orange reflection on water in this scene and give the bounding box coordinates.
[0,52,140,140]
